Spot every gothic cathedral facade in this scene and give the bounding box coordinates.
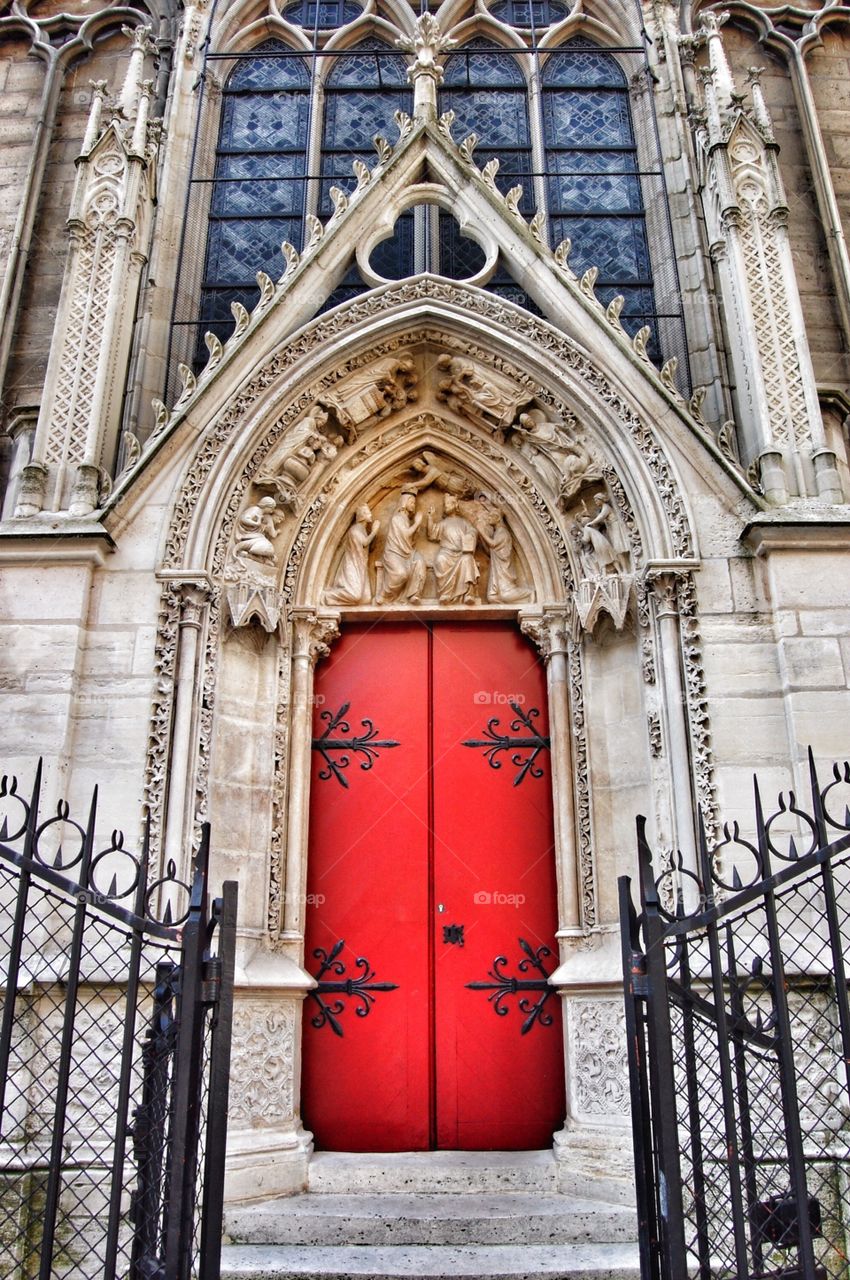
[1,0,849,1203]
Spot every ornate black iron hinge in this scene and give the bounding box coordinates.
[311,703,400,788]
[466,937,556,1035]
[461,703,550,786]
[307,939,398,1037]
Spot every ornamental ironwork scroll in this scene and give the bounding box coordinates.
[308,939,399,1037]
[466,937,556,1034]
[462,703,550,786]
[311,703,400,788]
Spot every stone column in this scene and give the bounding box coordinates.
[280,608,340,943]
[161,578,210,884]
[520,607,580,934]
[646,569,698,893]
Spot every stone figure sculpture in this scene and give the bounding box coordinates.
[375,491,427,604]
[426,494,480,604]
[324,505,380,606]
[255,404,342,508]
[407,450,472,495]
[477,505,527,604]
[233,496,280,568]
[436,354,530,435]
[513,408,598,500]
[574,494,630,578]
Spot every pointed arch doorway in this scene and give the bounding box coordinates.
[301,619,565,1152]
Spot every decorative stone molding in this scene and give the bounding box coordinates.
[15,36,159,518]
[568,637,595,930]
[567,999,630,1120]
[229,1000,297,1129]
[693,27,839,501]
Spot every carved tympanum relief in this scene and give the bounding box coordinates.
[326,458,531,608]
[222,343,643,629]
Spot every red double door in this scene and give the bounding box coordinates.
[302,623,565,1151]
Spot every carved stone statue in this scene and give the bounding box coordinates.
[573,494,630,578]
[233,496,280,568]
[375,491,427,605]
[406,450,472,495]
[477,504,527,604]
[436,354,532,437]
[513,408,598,500]
[322,356,418,434]
[426,494,480,604]
[256,404,342,508]
[324,505,380,606]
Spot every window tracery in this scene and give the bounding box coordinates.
[189,16,668,358]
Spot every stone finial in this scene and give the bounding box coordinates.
[746,66,774,137]
[396,15,457,123]
[698,10,734,112]
[118,24,156,120]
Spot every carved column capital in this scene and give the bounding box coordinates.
[519,608,569,661]
[290,608,340,664]
[644,565,697,618]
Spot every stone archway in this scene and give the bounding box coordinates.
[147,293,710,1198]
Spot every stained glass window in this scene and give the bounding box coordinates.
[199,41,310,349]
[543,41,656,341]
[282,0,361,26]
[440,40,532,213]
[489,1,571,26]
[321,39,413,295]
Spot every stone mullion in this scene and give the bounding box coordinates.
[281,609,340,945]
[161,578,212,887]
[647,568,698,903]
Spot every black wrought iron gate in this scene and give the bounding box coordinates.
[0,762,237,1280]
[620,750,850,1280]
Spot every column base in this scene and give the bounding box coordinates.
[225,1122,314,1202]
[553,1122,636,1206]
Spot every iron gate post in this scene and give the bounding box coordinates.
[635,817,689,1279]
[199,879,238,1280]
[163,824,214,1280]
[619,874,661,1280]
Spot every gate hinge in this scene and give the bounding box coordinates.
[201,956,222,1005]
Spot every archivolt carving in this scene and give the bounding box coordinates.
[150,283,698,930]
[162,283,693,572]
[568,999,630,1119]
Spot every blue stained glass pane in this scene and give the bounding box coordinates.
[550,215,651,281]
[439,212,488,280]
[371,214,415,280]
[542,47,627,89]
[489,0,571,25]
[219,92,310,152]
[543,86,632,148]
[327,40,408,88]
[205,216,302,283]
[282,0,361,26]
[547,153,642,215]
[212,154,305,217]
[323,90,410,149]
[443,41,525,88]
[439,89,530,146]
[227,42,309,90]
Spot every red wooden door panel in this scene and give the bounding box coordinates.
[302,622,564,1152]
[302,624,432,1151]
[431,624,565,1150]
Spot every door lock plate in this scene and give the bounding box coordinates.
[443,924,464,947]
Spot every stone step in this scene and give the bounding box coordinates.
[219,1243,642,1279]
[225,1193,636,1247]
[306,1152,560,1196]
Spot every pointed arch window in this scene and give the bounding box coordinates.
[320,39,412,286]
[542,41,656,338]
[438,40,536,301]
[198,40,310,346]
[488,1,572,26]
[282,0,362,25]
